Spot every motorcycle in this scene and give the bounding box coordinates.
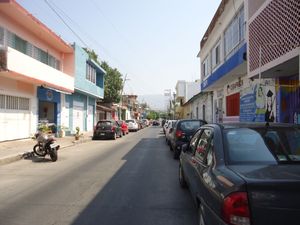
[33,131,60,162]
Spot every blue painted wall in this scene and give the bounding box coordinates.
[73,43,105,98]
[201,43,247,90]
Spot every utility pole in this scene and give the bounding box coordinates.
[120,74,130,120]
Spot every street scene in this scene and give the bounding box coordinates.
[0,0,300,225]
[0,126,198,225]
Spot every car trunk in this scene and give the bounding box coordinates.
[229,165,300,225]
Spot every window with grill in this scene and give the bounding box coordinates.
[0,94,5,109]
[19,97,30,110]
[226,93,240,116]
[1,95,29,110]
[6,95,18,110]
[0,27,4,46]
[86,62,96,84]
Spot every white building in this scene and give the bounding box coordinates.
[198,0,247,123]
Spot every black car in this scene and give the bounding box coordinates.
[169,119,207,159]
[92,120,122,140]
[179,122,300,225]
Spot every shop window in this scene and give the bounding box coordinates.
[226,93,240,116]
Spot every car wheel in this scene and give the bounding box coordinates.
[179,163,187,188]
[198,205,205,225]
[173,149,179,159]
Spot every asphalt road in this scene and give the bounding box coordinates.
[0,126,197,225]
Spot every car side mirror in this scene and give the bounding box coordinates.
[181,143,188,153]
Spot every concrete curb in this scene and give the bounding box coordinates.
[0,138,92,166]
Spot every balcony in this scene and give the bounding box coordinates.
[0,47,74,93]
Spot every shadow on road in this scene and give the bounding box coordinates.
[71,134,197,225]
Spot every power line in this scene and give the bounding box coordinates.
[43,0,89,48]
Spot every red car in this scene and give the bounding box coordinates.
[117,120,129,136]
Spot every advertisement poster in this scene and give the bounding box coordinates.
[240,80,276,122]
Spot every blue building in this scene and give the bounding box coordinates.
[61,43,105,133]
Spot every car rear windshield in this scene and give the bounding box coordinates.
[97,121,112,126]
[179,121,205,132]
[224,127,300,164]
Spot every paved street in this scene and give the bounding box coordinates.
[0,126,197,225]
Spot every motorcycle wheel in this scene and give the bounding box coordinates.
[33,144,47,157]
[49,148,58,162]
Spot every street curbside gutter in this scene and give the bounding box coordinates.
[0,138,92,166]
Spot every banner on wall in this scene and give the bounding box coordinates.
[240,79,276,122]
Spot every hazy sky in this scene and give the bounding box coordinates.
[18,0,220,95]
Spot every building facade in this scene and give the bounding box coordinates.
[198,0,247,123]
[246,0,300,123]
[64,43,105,133]
[0,0,74,141]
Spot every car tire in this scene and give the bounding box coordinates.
[173,149,179,159]
[179,163,187,188]
[198,204,206,225]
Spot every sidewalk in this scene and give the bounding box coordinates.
[0,132,93,166]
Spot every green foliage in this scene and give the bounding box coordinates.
[147,111,159,120]
[83,48,101,65]
[101,61,123,103]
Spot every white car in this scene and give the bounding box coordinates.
[125,119,139,132]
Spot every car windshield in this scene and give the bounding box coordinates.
[224,127,300,164]
[179,121,205,132]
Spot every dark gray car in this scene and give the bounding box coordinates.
[169,119,207,159]
[179,122,300,225]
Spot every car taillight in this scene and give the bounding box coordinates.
[222,192,250,225]
[176,130,184,138]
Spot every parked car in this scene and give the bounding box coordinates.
[163,120,169,134]
[125,119,139,132]
[179,122,300,225]
[165,120,177,145]
[169,119,207,159]
[117,120,129,136]
[152,120,160,126]
[92,120,122,140]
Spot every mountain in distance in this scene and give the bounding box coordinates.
[138,94,171,111]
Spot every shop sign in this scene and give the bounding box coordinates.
[226,77,243,95]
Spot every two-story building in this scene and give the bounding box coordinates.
[175,80,202,119]
[64,44,105,133]
[0,0,74,141]
[246,0,300,123]
[198,0,247,123]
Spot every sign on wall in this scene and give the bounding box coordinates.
[240,79,276,122]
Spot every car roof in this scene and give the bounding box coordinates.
[215,122,300,129]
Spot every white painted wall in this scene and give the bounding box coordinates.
[7,47,74,92]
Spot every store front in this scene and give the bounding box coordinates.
[37,87,61,131]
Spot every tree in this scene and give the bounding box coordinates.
[83,48,123,103]
[100,61,123,103]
